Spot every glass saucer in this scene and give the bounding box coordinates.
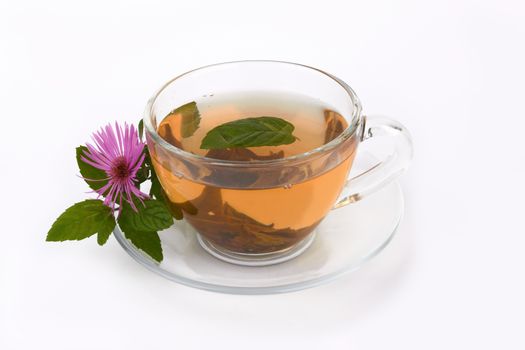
[113,162,404,294]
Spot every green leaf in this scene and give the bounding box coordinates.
[149,169,163,200]
[121,228,163,262]
[118,199,173,233]
[164,197,184,220]
[76,146,108,192]
[97,218,115,246]
[138,119,144,140]
[168,101,200,138]
[118,200,168,262]
[46,200,115,242]
[135,147,150,185]
[135,164,149,185]
[140,146,183,220]
[148,169,183,220]
[200,117,297,150]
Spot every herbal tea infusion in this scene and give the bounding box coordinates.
[150,92,357,254]
[46,61,412,271]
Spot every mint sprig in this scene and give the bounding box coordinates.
[46,121,186,263]
[200,116,297,150]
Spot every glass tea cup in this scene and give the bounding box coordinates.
[144,61,412,266]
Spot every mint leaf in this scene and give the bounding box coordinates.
[97,217,115,246]
[149,170,183,220]
[200,117,297,150]
[167,101,200,138]
[135,162,149,185]
[139,146,183,220]
[135,147,150,185]
[118,199,168,262]
[149,169,163,200]
[76,146,108,192]
[46,200,115,242]
[164,197,184,220]
[121,228,163,262]
[138,119,144,140]
[118,199,173,232]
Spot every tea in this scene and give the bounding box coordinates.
[151,91,357,254]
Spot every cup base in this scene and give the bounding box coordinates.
[196,232,317,266]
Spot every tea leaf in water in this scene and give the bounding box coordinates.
[167,101,201,138]
[200,117,297,150]
[205,148,285,161]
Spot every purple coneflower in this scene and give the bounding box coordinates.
[81,122,148,211]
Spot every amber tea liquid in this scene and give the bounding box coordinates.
[152,92,357,254]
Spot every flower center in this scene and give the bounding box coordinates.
[111,156,130,179]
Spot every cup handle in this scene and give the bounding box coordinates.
[333,115,413,209]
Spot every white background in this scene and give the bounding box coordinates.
[1,0,524,349]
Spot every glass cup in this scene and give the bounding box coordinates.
[144,61,413,266]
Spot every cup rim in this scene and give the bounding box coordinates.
[143,60,362,167]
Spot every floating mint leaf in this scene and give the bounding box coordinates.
[120,228,163,262]
[167,101,200,138]
[200,117,297,150]
[76,146,108,192]
[118,199,173,233]
[46,200,115,242]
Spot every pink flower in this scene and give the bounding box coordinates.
[81,122,147,211]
